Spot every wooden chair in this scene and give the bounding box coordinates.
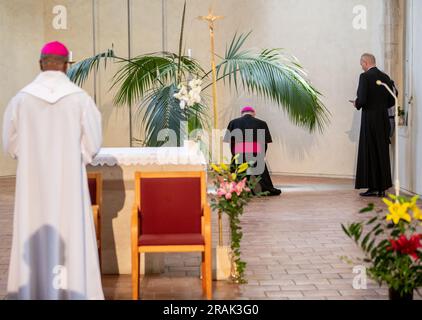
[131,171,212,300]
[88,172,102,271]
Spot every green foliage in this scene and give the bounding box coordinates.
[67,49,115,87]
[216,33,330,133]
[111,53,205,107]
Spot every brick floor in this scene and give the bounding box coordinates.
[1,175,421,300]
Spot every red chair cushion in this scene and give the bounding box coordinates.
[140,177,202,235]
[88,178,97,205]
[139,233,204,246]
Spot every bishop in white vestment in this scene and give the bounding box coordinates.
[2,41,104,300]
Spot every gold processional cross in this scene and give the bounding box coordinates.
[199,8,225,246]
[198,8,224,130]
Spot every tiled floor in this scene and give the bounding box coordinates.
[1,175,420,300]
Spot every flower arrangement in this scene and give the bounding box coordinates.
[210,155,260,284]
[342,195,422,300]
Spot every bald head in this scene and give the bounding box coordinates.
[360,53,376,72]
[40,54,68,73]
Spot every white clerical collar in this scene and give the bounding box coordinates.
[20,71,83,104]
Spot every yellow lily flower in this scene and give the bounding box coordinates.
[388,194,397,201]
[413,207,422,221]
[231,173,237,181]
[220,163,229,171]
[410,196,422,221]
[233,154,240,164]
[237,163,249,174]
[382,198,394,207]
[211,164,222,173]
[383,199,411,224]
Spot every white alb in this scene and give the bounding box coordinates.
[2,71,104,300]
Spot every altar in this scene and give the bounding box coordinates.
[87,144,207,275]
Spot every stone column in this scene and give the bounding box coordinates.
[383,0,406,104]
[383,0,406,191]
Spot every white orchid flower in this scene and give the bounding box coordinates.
[174,80,202,109]
[174,85,188,100]
[189,79,203,89]
[189,90,201,104]
[191,86,202,94]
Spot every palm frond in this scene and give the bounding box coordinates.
[187,102,210,133]
[137,84,184,147]
[216,33,330,133]
[67,49,115,86]
[177,1,187,82]
[112,53,205,107]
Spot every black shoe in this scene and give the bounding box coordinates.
[268,188,282,196]
[359,189,378,197]
[378,191,386,198]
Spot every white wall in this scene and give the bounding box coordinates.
[399,0,422,195]
[1,0,389,178]
[163,0,386,178]
[0,0,45,176]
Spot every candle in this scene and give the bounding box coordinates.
[69,51,73,62]
[187,49,192,58]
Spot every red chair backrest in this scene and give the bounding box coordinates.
[88,178,97,205]
[140,177,202,235]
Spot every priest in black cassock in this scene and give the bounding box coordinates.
[353,53,394,197]
[224,106,282,196]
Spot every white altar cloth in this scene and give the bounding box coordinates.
[91,145,207,167]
